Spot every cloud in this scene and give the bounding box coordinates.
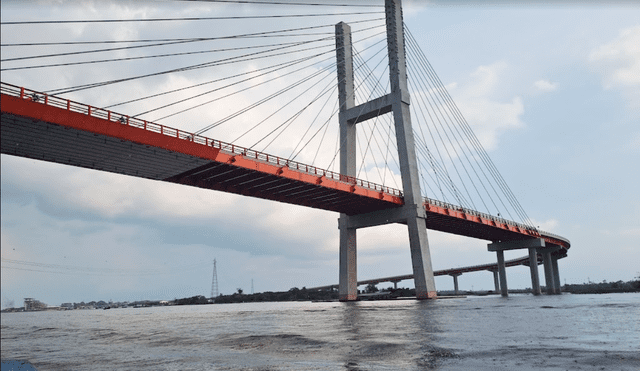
[620,227,640,237]
[447,62,525,151]
[530,218,559,234]
[533,79,558,92]
[589,25,640,110]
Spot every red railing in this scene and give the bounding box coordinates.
[424,196,570,246]
[2,82,403,197]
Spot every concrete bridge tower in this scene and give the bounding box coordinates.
[336,0,437,300]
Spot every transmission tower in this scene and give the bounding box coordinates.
[210,259,219,299]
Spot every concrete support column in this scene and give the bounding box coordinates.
[407,214,437,299]
[336,22,358,302]
[496,250,508,297]
[450,273,462,295]
[338,218,357,301]
[542,251,556,295]
[528,247,541,295]
[488,238,546,298]
[335,22,356,177]
[387,0,436,299]
[336,22,358,301]
[551,255,561,294]
[391,280,399,290]
[492,270,500,292]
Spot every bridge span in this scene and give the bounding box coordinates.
[1,80,570,298]
[0,83,569,248]
[309,254,544,295]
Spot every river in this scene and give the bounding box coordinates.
[2,293,639,370]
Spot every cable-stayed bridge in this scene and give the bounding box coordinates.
[1,0,569,300]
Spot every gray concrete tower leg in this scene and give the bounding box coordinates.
[551,255,561,294]
[492,270,500,292]
[339,218,357,301]
[336,22,357,301]
[496,250,508,297]
[407,215,437,299]
[528,247,541,295]
[542,251,556,295]
[451,273,461,295]
[386,0,436,299]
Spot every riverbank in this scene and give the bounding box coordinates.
[3,279,637,313]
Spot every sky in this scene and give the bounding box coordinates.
[1,0,639,308]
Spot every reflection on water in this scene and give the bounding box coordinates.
[1,293,639,370]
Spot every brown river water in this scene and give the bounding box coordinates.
[2,293,639,370]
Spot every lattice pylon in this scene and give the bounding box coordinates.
[211,259,219,299]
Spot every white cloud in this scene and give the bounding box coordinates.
[448,62,525,150]
[533,79,558,92]
[530,218,559,233]
[589,25,640,109]
[620,227,640,237]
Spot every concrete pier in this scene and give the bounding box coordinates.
[552,255,562,294]
[492,270,500,292]
[488,238,546,297]
[542,250,556,295]
[338,218,358,301]
[528,247,541,295]
[450,273,462,295]
[496,250,508,297]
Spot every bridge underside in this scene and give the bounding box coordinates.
[1,87,570,251]
[424,212,562,249]
[1,97,401,216]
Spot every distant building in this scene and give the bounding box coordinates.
[24,298,47,311]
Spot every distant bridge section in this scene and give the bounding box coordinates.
[308,254,541,292]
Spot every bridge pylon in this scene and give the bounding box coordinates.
[336,0,436,301]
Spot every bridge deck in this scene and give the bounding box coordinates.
[1,84,402,216]
[1,83,569,249]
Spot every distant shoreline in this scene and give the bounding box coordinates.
[2,279,638,312]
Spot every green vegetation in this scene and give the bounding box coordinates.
[564,278,640,294]
[173,286,415,305]
[170,277,640,306]
[174,295,209,305]
[213,287,338,304]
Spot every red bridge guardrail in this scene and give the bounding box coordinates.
[424,197,570,247]
[2,82,403,198]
